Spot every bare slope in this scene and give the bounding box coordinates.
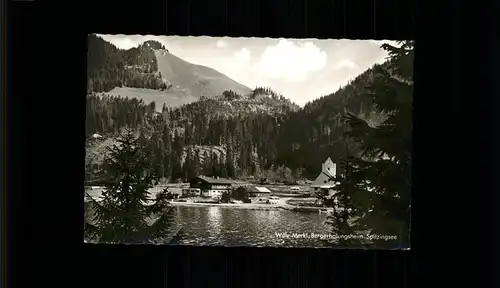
[154,50,252,98]
[102,87,197,111]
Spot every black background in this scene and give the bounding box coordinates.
[6,0,497,287]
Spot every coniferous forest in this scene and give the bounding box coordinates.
[87,35,171,93]
[85,36,389,183]
[85,35,413,248]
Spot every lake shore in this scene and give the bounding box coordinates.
[85,186,327,213]
[169,201,288,211]
[169,199,331,213]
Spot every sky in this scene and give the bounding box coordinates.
[98,34,397,106]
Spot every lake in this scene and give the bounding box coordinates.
[167,206,333,248]
[85,188,335,248]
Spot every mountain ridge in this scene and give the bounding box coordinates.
[85,59,388,181]
[87,34,252,109]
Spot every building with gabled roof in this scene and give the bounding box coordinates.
[247,186,272,197]
[189,175,233,198]
[311,157,338,195]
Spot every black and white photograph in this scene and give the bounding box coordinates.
[84,34,413,249]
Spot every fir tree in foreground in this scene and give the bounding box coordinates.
[84,128,174,244]
[326,41,414,248]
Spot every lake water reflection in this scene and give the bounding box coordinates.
[168,206,332,248]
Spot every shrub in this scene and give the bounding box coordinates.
[220,191,231,203]
[231,186,249,201]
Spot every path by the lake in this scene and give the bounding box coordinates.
[169,198,293,211]
[169,197,331,212]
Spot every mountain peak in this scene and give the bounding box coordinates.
[138,40,168,51]
[87,34,252,109]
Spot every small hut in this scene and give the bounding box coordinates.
[247,186,272,198]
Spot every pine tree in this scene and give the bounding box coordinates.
[323,156,365,247]
[202,150,213,176]
[193,148,202,177]
[211,153,221,177]
[327,41,413,248]
[84,128,174,244]
[170,152,182,183]
[182,147,197,181]
[225,143,235,178]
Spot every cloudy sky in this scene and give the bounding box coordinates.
[98,34,396,106]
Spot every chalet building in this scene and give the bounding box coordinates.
[311,157,338,196]
[189,176,233,198]
[247,186,272,197]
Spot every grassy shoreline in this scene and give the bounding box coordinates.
[169,201,289,211]
[169,200,329,213]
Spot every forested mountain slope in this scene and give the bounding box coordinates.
[87,35,170,92]
[85,87,299,182]
[86,37,409,184]
[86,63,393,183]
[273,63,390,176]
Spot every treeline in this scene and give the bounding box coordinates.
[191,92,298,117]
[221,90,243,101]
[86,94,156,135]
[251,86,297,107]
[252,86,281,99]
[87,34,171,93]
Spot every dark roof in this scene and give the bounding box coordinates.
[195,175,233,185]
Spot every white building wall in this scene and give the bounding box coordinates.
[206,188,231,198]
[209,190,223,198]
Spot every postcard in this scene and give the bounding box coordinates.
[85,34,412,249]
